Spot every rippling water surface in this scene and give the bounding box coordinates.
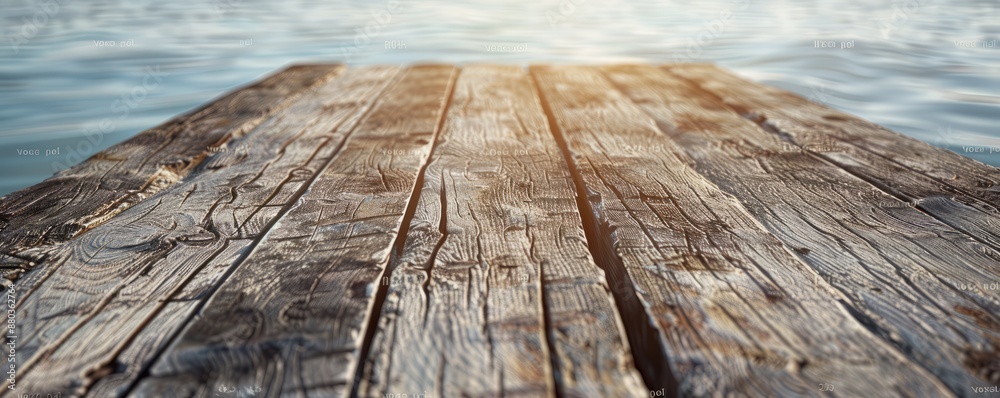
[2,0,998,195]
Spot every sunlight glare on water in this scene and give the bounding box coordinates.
[1,0,998,195]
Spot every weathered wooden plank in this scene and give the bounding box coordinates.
[81,242,249,398]
[357,65,647,397]
[7,62,998,398]
[128,65,456,397]
[606,64,1000,393]
[667,63,1000,251]
[532,64,956,397]
[0,64,344,281]
[7,65,402,395]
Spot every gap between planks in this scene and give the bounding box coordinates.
[7,64,1000,398]
[116,69,415,398]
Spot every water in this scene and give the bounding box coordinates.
[2,0,999,196]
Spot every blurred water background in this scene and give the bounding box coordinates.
[2,0,999,196]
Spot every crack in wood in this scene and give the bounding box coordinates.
[350,67,459,398]
[531,66,680,398]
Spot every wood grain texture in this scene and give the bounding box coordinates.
[7,65,402,396]
[533,64,957,397]
[667,63,1000,252]
[4,63,998,398]
[609,64,999,394]
[0,64,344,281]
[128,65,456,398]
[357,65,646,398]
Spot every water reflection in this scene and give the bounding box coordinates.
[1,0,998,195]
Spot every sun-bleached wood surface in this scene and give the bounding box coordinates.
[2,64,998,398]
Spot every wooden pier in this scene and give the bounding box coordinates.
[1,64,999,397]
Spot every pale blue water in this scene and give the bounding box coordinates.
[2,0,999,196]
